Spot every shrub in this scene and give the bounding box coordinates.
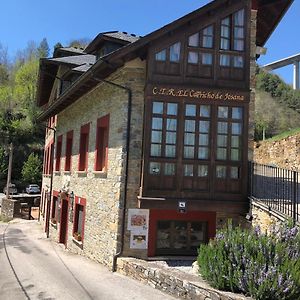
[197,222,300,300]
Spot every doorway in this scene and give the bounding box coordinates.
[59,198,69,246]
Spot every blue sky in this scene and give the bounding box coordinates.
[0,0,298,84]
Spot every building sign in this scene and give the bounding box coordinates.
[152,86,245,101]
[128,209,149,249]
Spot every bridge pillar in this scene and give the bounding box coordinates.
[293,60,299,90]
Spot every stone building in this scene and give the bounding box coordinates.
[36,0,293,269]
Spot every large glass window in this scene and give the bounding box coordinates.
[155,42,181,63]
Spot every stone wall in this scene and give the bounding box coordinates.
[1,198,19,220]
[254,134,300,171]
[40,58,146,268]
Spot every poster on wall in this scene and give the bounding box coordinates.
[127,209,149,231]
[130,230,148,249]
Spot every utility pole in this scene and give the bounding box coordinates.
[5,142,13,199]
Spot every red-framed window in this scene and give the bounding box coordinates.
[43,147,48,174]
[95,115,109,172]
[55,135,63,171]
[65,130,73,171]
[48,140,54,175]
[78,124,90,171]
[73,196,86,242]
[51,196,58,223]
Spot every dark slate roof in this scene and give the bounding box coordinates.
[72,64,93,73]
[48,54,96,66]
[102,31,141,43]
[53,47,86,58]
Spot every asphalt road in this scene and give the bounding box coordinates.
[0,220,176,300]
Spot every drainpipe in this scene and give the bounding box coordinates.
[93,76,132,272]
[44,126,56,238]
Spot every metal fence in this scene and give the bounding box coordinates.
[248,161,300,224]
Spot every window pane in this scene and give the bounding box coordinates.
[184,146,194,159]
[220,54,230,66]
[153,102,163,114]
[216,166,227,178]
[188,33,199,47]
[165,145,176,157]
[199,134,209,146]
[234,27,244,38]
[151,144,161,156]
[232,107,243,119]
[165,163,175,176]
[170,42,181,62]
[217,148,227,160]
[151,131,162,143]
[200,105,210,117]
[167,103,178,115]
[198,147,209,160]
[185,133,195,145]
[218,122,228,134]
[149,162,161,175]
[167,119,177,131]
[234,40,244,51]
[186,104,196,116]
[202,53,213,65]
[198,165,208,177]
[184,165,194,177]
[166,132,177,144]
[221,26,230,38]
[218,106,228,118]
[202,36,213,48]
[152,117,163,130]
[231,166,239,179]
[188,52,198,64]
[234,9,245,26]
[185,120,196,132]
[199,121,210,133]
[233,55,244,68]
[231,149,240,161]
[232,123,242,135]
[217,135,227,147]
[231,136,240,148]
[155,49,166,61]
[222,17,230,25]
[203,25,213,35]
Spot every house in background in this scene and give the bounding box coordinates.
[36,0,293,269]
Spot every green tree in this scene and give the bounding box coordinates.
[38,38,49,58]
[0,146,7,181]
[21,153,42,184]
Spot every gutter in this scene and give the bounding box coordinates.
[93,76,132,272]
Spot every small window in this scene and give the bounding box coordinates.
[184,165,194,177]
[95,115,109,172]
[188,51,198,64]
[230,166,239,179]
[65,131,73,171]
[51,196,58,220]
[150,162,161,175]
[155,49,166,61]
[202,25,214,48]
[198,165,208,177]
[170,42,181,62]
[216,166,227,178]
[220,54,230,67]
[188,33,199,47]
[233,56,244,68]
[201,53,213,65]
[55,135,63,172]
[164,163,175,176]
[78,123,90,171]
[73,198,86,242]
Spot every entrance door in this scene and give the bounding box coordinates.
[156,220,207,256]
[59,199,69,246]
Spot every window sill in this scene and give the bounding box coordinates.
[62,171,71,175]
[50,220,57,229]
[72,237,83,248]
[54,171,61,176]
[92,171,107,178]
[75,171,87,177]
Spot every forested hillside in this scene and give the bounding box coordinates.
[255,68,300,140]
[0,39,49,190]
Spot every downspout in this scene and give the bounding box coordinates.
[93,76,132,272]
[45,126,56,238]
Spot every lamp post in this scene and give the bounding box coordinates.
[5,142,13,199]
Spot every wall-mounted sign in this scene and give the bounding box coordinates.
[128,209,149,249]
[152,86,245,101]
[178,201,187,214]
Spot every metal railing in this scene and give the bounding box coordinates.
[248,161,300,224]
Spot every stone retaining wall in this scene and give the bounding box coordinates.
[117,258,251,300]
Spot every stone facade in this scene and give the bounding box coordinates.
[40,58,146,267]
[254,134,300,171]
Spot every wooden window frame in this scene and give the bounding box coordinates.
[55,135,63,172]
[65,130,73,172]
[78,123,90,172]
[95,115,109,172]
[73,196,86,242]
